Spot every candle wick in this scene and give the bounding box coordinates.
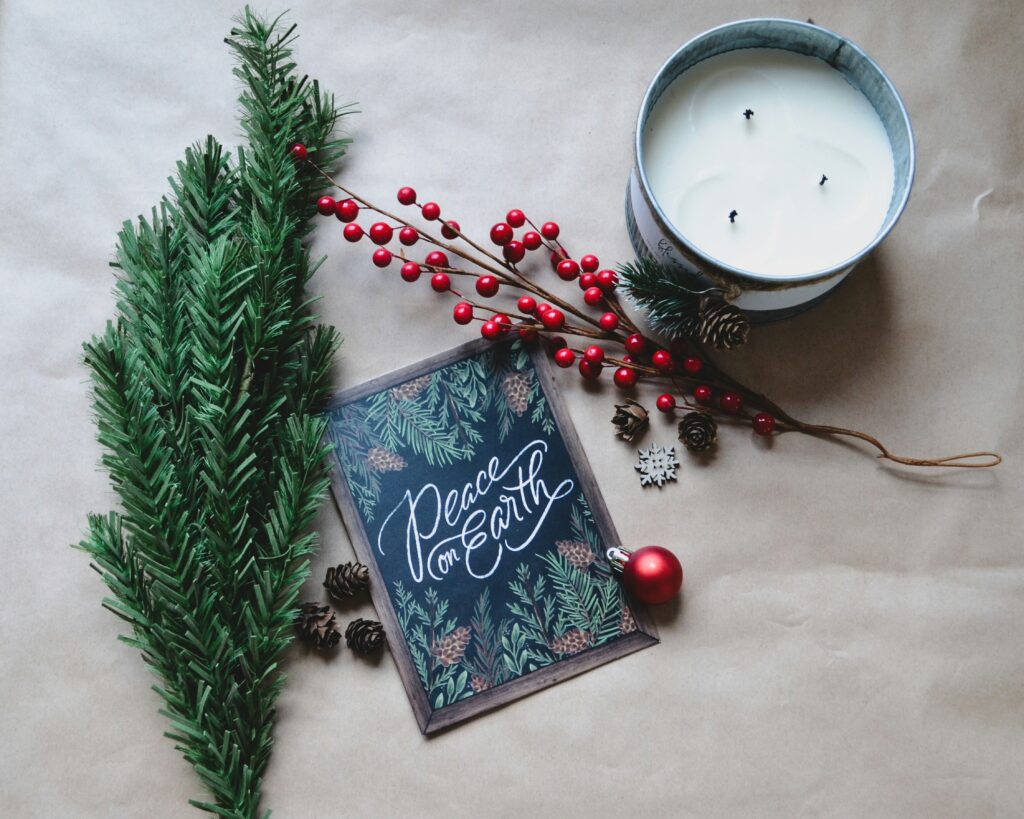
[743,109,754,120]
[820,174,828,186]
[728,209,738,223]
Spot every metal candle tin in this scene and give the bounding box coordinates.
[626,18,915,321]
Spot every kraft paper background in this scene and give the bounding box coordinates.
[1,1,1021,816]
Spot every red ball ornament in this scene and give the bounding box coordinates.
[425,250,449,268]
[624,333,646,355]
[656,393,676,413]
[614,367,638,389]
[579,358,602,380]
[753,412,776,436]
[556,259,580,280]
[490,222,514,246]
[610,546,683,605]
[343,223,364,242]
[397,186,417,205]
[400,261,421,282]
[682,356,703,375]
[372,248,392,268]
[430,272,451,292]
[720,390,743,413]
[441,220,461,240]
[694,384,713,403]
[599,312,619,331]
[580,254,600,273]
[317,195,336,215]
[517,295,537,314]
[596,269,618,292]
[369,222,394,245]
[421,201,441,221]
[453,302,473,324]
[540,221,560,240]
[399,226,419,246]
[651,349,673,372]
[506,209,526,228]
[335,199,359,222]
[480,321,502,340]
[476,275,500,297]
[523,231,542,250]
[540,309,565,331]
[503,240,526,263]
[584,345,605,364]
[289,142,307,160]
[554,348,575,368]
[579,272,598,290]
[583,286,604,306]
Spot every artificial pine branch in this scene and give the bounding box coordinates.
[616,257,719,341]
[78,8,353,817]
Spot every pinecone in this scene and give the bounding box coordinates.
[697,297,749,350]
[678,411,718,453]
[549,628,591,655]
[557,539,595,570]
[366,446,407,473]
[323,562,370,601]
[345,618,386,654]
[470,675,492,693]
[295,602,341,650]
[619,607,637,635]
[502,371,531,416]
[389,374,433,401]
[430,626,471,667]
[612,398,649,442]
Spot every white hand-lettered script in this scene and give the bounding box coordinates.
[376,439,574,583]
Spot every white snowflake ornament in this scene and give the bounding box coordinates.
[635,443,679,488]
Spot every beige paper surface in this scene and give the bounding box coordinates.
[1,1,1022,816]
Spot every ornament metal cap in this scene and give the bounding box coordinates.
[606,546,632,573]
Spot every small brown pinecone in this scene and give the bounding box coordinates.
[366,446,407,473]
[430,626,471,667]
[323,562,370,601]
[612,398,649,442]
[470,675,492,693]
[549,628,591,655]
[389,374,433,402]
[678,411,718,453]
[345,618,386,654]
[697,297,749,350]
[557,539,595,570]
[502,371,531,416]
[295,602,341,650]
[619,606,637,635]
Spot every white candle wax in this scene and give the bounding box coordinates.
[642,48,895,278]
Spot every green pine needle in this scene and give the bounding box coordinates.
[617,257,721,341]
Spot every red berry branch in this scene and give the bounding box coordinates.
[295,144,1001,470]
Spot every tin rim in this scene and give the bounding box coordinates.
[633,17,916,287]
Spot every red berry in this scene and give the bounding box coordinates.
[481,320,502,340]
[614,367,638,389]
[682,356,703,375]
[372,248,392,268]
[720,391,743,413]
[503,241,526,263]
[453,302,473,324]
[541,221,560,240]
[584,345,605,364]
[441,220,461,240]
[579,272,598,290]
[656,394,676,413]
[536,303,552,315]
[369,222,394,245]
[579,358,602,380]
[518,326,538,342]
[399,226,419,246]
[580,254,600,273]
[556,259,580,281]
[651,349,673,372]
[622,354,636,365]
[554,347,576,368]
[599,312,619,331]
[523,231,542,250]
[397,186,417,205]
[517,295,537,314]
[506,209,526,228]
[549,250,566,271]
[694,385,713,403]
[596,269,618,291]
[491,313,511,328]
[540,309,565,331]
[343,223,364,242]
[317,196,336,215]
[476,275,500,297]
[289,142,307,160]
[431,273,451,292]
[753,412,776,436]
[625,333,646,354]
[548,335,567,350]
[421,201,441,220]
[400,262,421,282]
[425,250,449,268]
[335,199,359,222]
[582,287,603,307]
[490,222,514,246]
